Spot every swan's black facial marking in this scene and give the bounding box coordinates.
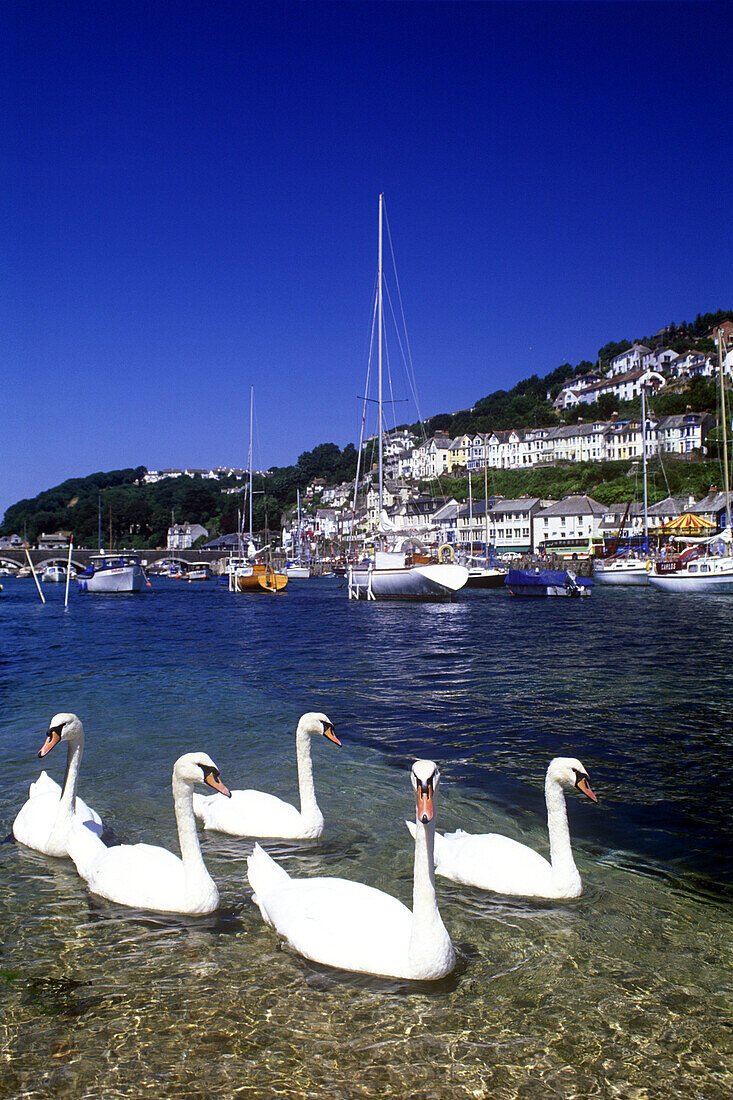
[572,768,597,803]
[322,721,341,746]
[38,723,64,758]
[199,762,232,798]
[412,767,438,824]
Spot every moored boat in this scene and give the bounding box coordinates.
[78,553,146,593]
[593,556,652,586]
[41,564,67,583]
[346,196,468,602]
[505,568,593,597]
[349,549,468,601]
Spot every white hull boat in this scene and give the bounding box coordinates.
[41,565,67,583]
[78,554,146,593]
[648,556,733,594]
[285,564,311,579]
[349,552,468,601]
[593,558,651,586]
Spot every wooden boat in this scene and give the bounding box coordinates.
[233,560,288,593]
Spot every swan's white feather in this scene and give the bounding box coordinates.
[247,760,455,981]
[193,789,305,838]
[68,752,224,915]
[192,712,337,840]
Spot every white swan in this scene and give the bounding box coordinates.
[192,712,340,839]
[13,713,103,857]
[407,757,597,899]
[67,753,230,915]
[247,760,455,980]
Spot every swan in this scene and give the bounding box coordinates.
[12,713,103,857]
[247,760,455,980]
[406,757,597,899]
[67,753,230,914]
[192,712,340,839]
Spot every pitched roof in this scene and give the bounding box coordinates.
[536,495,606,517]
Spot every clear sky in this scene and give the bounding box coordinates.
[2,0,731,519]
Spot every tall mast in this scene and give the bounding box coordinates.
[641,386,648,546]
[377,193,384,518]
[484,437,490,565]
[719,329,731,530]
[248,385,254,542]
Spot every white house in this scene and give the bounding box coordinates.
[167,523,209,549]
[608,344,651,377]
[533,496,606,555]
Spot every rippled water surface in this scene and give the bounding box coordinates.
[1,576,731,1098]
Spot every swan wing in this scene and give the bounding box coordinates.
[29,771,60,799]
[75,840,189,910]
[255,876,412,976]
[13,790,102,855]
[248,843,413,976]
[435,829,557,897]
[195,788,306,839]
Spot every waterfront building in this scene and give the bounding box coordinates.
[167,523,209,550]
[533,496,606,556]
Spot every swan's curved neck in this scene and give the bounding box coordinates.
[545,777,579,889]
[173,775,208,876]
[295,727,322,827]
[408,814,452,972]
[47,737,83,849]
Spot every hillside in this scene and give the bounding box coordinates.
[4,308,730,546]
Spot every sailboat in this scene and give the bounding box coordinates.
[229,388,288,594]
[285,491,311,579]
[347,196,468,601]
[593,387,653,586]
[648,329,733,593]
[463,437,507,589]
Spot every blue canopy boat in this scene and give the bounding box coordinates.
[505,569,593,597]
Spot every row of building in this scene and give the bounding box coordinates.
[551,337,733,411]
[367,408,714,483]
[281,488,732,559]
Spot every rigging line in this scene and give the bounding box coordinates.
[383,278,420,429]
[382,202,424,427]
[353,289,379,516]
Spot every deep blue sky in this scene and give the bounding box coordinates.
[2,1,731,519]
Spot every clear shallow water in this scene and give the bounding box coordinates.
[0,576,731,1098]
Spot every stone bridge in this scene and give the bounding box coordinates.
[0,547,238,574]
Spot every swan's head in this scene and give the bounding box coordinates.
[548,757,597,803]
[297,712,341,746]
[38,713,83,758]
[173,752,231,797]
[411,759,440,824]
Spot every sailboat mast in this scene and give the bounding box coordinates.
[719,329,731,530]
[377,193,384,518]
[484,437,490,565]
[248,385,254,542]
[641,387,648,544]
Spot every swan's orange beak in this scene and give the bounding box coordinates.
[38,726,62,758]
[206,773,231,798]
[416,782,434,824]
[576,775,597,803]
[323,723,341,746]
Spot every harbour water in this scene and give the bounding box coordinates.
[1,576,731,1098]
